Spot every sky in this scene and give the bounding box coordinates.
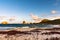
[0,0,60,23]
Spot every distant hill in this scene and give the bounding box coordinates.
[40,19,60,24]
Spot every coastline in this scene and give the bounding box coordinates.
[0,28,60,40]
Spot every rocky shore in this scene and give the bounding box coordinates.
[0,28,60,40]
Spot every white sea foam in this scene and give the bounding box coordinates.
[21,26,29,28]
[52,25,60,27]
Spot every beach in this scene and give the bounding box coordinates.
[0,28,60,40]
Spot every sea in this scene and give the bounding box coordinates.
[0,24,60,30]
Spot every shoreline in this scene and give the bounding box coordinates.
[0,28,60,40]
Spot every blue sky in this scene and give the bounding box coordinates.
[0,0,60,23]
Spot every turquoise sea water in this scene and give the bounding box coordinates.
[0,24,60,30]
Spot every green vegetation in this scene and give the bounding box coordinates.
[23,21,26,24]
[40,19,60,24]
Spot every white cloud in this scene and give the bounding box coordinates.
[51,10,57,14]
[30,14,39,19]
[30,13,43,23]
[47,16,60,20]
